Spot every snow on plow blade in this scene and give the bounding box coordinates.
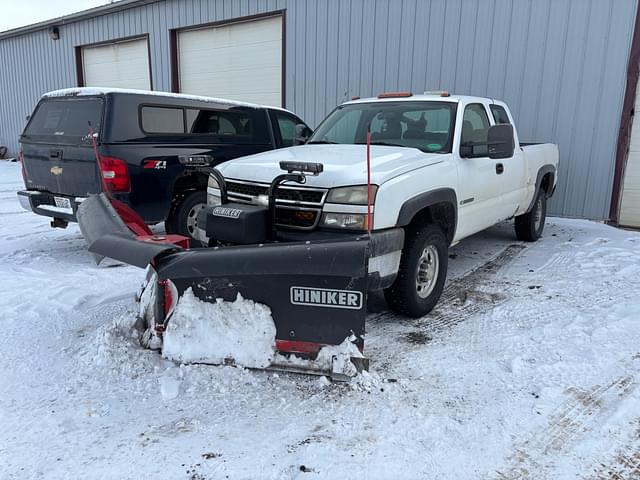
[77,194,370,380]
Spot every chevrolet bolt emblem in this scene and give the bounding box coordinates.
[50,166,63,176]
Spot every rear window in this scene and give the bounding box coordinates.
[23,98,103,144]
[490,105,511,124]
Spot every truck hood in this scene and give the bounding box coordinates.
[216,144,446,187]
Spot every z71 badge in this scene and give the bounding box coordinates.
[290,286,363,310]
[143,160,167,169]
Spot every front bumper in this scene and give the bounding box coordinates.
[17,190,85,222]
[274,228,405,289]
[197,216,405,291]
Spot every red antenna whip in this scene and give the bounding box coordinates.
[88,122,109,194]
[366,126,372,234]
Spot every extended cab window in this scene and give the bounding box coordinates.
[460,103,490,157]
[141,106,185,133]
[22,98,103,144]
[186,107,269,144]
[490,104,511,125]
[309,101,456,153]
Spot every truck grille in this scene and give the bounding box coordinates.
[225,179,326,230]
[226,181,325,204]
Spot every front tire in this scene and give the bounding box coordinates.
[384,224,448,318]
[515,189,547,242]
[165,191,207,242]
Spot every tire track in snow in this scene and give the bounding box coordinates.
[410,244,524,335]
[496,374,637,480]
[590,420,640,479]
[368,244,524,329]
[366,245,525,373]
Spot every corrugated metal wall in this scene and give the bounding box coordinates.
[0,0,637,219]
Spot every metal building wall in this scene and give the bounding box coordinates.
[0,0,637,219]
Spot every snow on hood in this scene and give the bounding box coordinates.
[162,288,276,369]
[217,144,446,188]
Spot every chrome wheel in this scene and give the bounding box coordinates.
[416,244,439,298]
[186,202,206,238]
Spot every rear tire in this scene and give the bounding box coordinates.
[515,189,547,242]
[165,191,207,242]
[384,223,448,318]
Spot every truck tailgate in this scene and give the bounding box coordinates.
[22,143,101,196]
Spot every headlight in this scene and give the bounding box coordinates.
[326,185,378,205]
[320,212,371,230]
[207,175,221,206]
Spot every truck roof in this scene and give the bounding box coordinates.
[342,93,498,105]
[42,87,293,113]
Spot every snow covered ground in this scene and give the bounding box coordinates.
[1,160,639,479]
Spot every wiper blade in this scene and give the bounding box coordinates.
[356,141,405,148]
[306,140,338,144]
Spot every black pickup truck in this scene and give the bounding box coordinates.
[17,88,311,240]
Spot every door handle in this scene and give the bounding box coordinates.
[496,163,504,175]
[49,149,62,159]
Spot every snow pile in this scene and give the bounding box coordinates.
[162,288,276,369]
[159,366,182,400]
[75,309,157,380]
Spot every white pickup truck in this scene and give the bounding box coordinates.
[205,92,559,317]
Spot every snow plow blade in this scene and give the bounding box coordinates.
[77,193,370,380]
[150,239,370,380]
[155,239,368,341]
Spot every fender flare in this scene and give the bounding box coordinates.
[395,188,458,242]
[525,164,556,214]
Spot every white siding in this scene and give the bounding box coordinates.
[177,16,281,107]
[619,81,640,227]
[82,37,150,90]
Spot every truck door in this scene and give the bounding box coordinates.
[489,104,528,216]
[454,102,507,239]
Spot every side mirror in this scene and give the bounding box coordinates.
[294,124,312,145]
[488,124,514,159]
[460,143,473,158]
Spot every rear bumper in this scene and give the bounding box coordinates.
[17,190,85,222]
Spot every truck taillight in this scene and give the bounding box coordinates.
[160,279,177,319]
[99,156,130,193]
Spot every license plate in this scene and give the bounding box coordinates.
[54,196,71,209]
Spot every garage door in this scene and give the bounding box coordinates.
[619,83,640,227]
[82,38,151,90]
[177,16,282,107]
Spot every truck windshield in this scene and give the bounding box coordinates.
[309,101,456,153]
